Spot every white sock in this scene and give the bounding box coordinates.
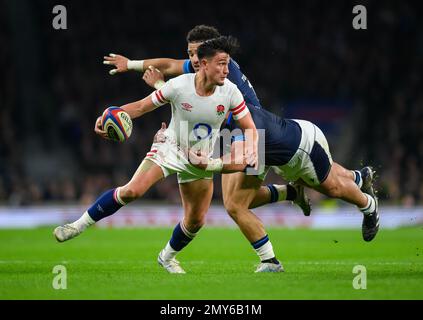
[274,185,288,201]
[255,241,276,261]
[161,242,179,261]
[267,184,288,202]
[70,211,95,231]
[359,194,376,215]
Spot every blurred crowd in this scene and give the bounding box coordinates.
[0,0,421,206]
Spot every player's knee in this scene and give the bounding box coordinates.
[118,186,143,202]
[225,201,246,220]
[184,215,206,231]
[223,196,231,209]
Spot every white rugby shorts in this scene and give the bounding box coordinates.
[271,119,333,186]
[143,139,213,184]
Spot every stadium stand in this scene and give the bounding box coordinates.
[0,0,422,206]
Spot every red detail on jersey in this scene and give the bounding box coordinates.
[231,101,246,114]
[216,104,225,115]
[232,103,246,116]
[181,103,193,112]
[155,90,168,104]
[155,92,163,104]
[232,106,246,116]
[146,149,158,157]
[157,90,167,102]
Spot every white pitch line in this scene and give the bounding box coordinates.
[0,260,151,264]
[287,261,423,265]
[0,260,421,265]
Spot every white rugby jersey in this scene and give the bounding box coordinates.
[151,73,249,153]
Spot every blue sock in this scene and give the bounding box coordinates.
[87,189,124,222]
[267,184,279,203]
[169,222,195,251]
[251,234,269,249]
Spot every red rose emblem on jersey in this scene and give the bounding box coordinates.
[216,105,225,116]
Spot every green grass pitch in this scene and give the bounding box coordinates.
[0,226,422,299]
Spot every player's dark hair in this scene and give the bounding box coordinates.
[186,25,221,43]
[197,36,240,60]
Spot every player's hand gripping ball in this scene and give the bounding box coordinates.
[101,107,133,142]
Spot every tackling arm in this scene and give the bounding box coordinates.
[188,140,250,173]
[142,58,185,76]
[234,112,258,170]
[103,54,185,76]
[188,113,258,173]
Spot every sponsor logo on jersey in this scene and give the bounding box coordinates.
[181,103,193,112]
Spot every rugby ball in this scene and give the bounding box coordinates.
[101,107,133,142]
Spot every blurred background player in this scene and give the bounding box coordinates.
[54,37,259,274]
[103,25,377,272]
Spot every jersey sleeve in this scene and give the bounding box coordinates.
[183,59,195,74]
[229,87,249,120]
[151,79,174,107]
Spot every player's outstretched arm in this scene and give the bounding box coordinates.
[94,82,171,140]
[119,96,159,120]
[103,53,185,76]
[94,96,159,140]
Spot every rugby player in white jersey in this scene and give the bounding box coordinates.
[102,26,306,273]
[54,36,260,274]
[103,25,378,273]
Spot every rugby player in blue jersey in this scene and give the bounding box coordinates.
[104,25,379,273]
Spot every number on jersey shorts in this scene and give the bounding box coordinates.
[269,120,333,186]
[144,138,213,184]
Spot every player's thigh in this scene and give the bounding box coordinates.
[222,172,262,209]
[121,159,164,197]
[179,179,214,219]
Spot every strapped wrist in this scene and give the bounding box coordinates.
[154,80,166,90]
[127,60,144,72]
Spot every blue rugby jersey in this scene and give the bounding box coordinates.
[228,105,302,165]
[183,59,301,165]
